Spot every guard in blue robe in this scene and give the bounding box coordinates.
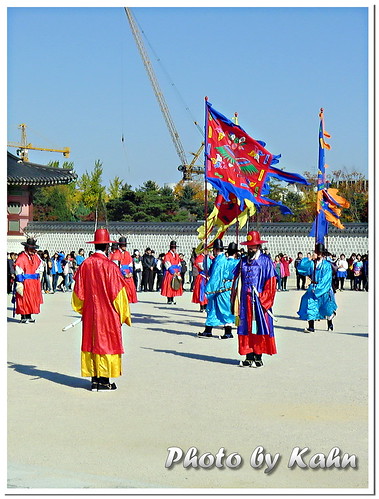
[231,231,277,367]
[297,243,337,332]
[197,240,239,339]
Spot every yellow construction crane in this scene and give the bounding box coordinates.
[124,7,204,181]
[7,123,70,162]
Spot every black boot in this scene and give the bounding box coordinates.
[327,319,334,331]
[304,320,315,333]
[219,325,233,340]
[91,376,99,391]
[239,352,254,367]
[198,325,212,338]
[97,376,117,391]
[253,353,264,368]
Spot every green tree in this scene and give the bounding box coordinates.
[32,160,87,221]
[77,160,107,212]
[138,180,160,193]
[108,176,124,200]
[33,182,84,221]
[177,184,204,220]
[329,170,368,223]
[136,183,179,222]
[47,160,74,170]
[106,183,140,221]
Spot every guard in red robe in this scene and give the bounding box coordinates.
[160,240,183,304]
[72,229,131,392]
[191,251,212,312]
[14,237,43,324]
[110,236,138,303]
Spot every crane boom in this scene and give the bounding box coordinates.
[124,7,203,180]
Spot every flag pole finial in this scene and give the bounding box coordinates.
[205,96,208,101]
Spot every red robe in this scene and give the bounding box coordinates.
[15,252,43,315]
[161,250,183,298]
[192,254,208,305]
[110,249,138,303]
[72,253,131,355]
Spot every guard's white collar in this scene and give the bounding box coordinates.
[95,250,107,256]
[248,249,261,260]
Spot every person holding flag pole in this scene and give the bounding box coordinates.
[231,231,278,368]
[297,109,342,333]
[202,96,309,360]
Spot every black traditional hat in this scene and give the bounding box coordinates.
[110,243,119,251]
[21,237,39,249]
[227,242,238,255]
[118,236,127,245]
[213,238,224,250]
[170,240,177,248]
[315,242,327,255]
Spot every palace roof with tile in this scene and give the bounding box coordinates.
[7,151,77,186]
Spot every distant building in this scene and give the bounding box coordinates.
[7,151,77,235]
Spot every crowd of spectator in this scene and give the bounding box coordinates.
[7,245,369,296]
[6,246,190,296]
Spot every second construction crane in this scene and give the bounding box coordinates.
[7,123,70,162]
[124,7,204,181]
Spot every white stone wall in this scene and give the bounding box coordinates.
[7,230,368,261]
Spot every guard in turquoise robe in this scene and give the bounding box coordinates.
[297,246,337,332]
[198,240,238,339]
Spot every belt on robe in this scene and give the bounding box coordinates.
[15,273,39,282]
[120,264,132,275]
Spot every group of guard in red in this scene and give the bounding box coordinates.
[12,228,279,391]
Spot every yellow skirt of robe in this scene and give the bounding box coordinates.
[81,351,122,378]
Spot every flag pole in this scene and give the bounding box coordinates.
[204,97,209,274]
[232,111,240,248]
[315,108,323,250]
[312,109,323,285]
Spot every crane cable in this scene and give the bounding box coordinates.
[132,13,203,138]
[119,11,131,176]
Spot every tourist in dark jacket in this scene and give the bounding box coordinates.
[179,253,188,291]
[141,248,156,292]
[7,252,16,294]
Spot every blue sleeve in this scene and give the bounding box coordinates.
[297,258,313,276]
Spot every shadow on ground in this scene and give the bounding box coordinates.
[138,327,198,337]
[7,361,88,389]
[141,346,237,366]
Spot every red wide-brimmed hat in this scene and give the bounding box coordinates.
[86,228,117,244]
[240,230,267,246]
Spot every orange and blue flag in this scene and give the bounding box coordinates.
[309,109,350,243]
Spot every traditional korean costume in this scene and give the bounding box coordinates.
[72,251,131,378]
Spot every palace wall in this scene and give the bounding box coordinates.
[7,221,369,258]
